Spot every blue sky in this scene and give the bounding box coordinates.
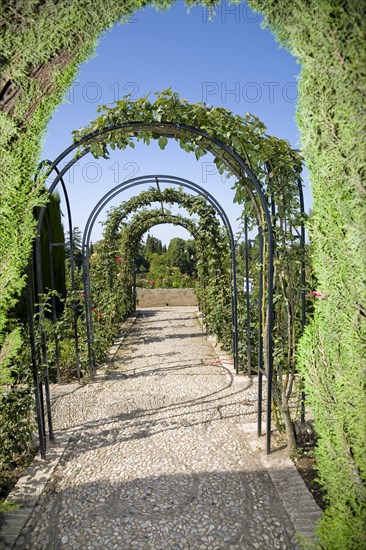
[41,1,308,244]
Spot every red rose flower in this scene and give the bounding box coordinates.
[116,256,122,262]
[98,313,103,319]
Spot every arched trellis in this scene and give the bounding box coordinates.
[118,211,199,250]
[27,160,83,457]
[102,185,223,245]
[98,184,228,326]
[81,176,239,379]
[114,210,200,311]
[95,184,226,292]
[35,160,81,382]
[32,111,304,455]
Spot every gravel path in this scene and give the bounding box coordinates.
[19,307,299,549]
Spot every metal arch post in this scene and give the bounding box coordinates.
[257,226,264,437]
[35,155,92,378]
[82,241,95,378]
[37,160,81,382]
[42,121,274,452]
[30,160,80,456]
[231,240,239,375]
[244,215,252,377]
[45,209,60,383]
[155,177,165,216]
[34,209,55,445]
[56,169,82,383]
[25,262,46,459]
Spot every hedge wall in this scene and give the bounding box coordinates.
[0,0,159,372]
[248,2,366,547]
[0,1,365,546]
[36,194,66,313]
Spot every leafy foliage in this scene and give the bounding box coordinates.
[137,236,197,289]
[0,351,34,507]
[101,187,233,347]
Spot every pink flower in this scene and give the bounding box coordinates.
[97,313,103,319]
[151,280,155,286]
[311,290,327,300]
[115,256,122,262]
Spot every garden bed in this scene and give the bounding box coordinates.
[293,448,326,511]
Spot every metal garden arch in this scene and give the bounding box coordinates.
[111,210,199,311]
[81,175,240,380]
[32,120,278,455]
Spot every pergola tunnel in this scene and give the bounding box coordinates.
[2,5,364,547]
[28,94,307,460]
[81,176,240,378]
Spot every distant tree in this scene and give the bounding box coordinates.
[65,227,83,269]
[135,241,149,273]
[167,238,196,276]
[144,235,163,257]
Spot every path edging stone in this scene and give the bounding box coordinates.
[0,432,70,549]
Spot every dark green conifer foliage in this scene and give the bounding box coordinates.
[249,1,366,547]
[35,194,66,314]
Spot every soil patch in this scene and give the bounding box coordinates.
[293,450,326,511]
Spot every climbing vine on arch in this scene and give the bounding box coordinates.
[91,209,199,333]
[93,185,233,357]
[74,88,303,225]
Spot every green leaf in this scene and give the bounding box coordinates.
[158,136,168,150]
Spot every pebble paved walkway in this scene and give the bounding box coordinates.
[19,307,300,549]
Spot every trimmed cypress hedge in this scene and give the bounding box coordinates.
[35,193,66,313]
[249,1,366,547]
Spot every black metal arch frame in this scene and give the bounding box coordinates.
[114,210,198,312]
[27,160,82,457]
[31,120,307,457]
[82,175,239,382]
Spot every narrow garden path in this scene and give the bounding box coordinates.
[15,307,312,549]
